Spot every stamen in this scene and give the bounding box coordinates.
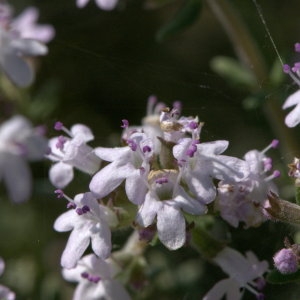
[88,275,101,283]
[121,119,129,129]
[81,272,89,279]
[54,121,73,137]
[55,135,67,150]
[264,170,280,181]
[188,121,198,130]
[261,139,279,154]
[54,189,64,198]
[127,139,137,151]
[295,42,300,53]
[283,64,291,74]
[155,177,168,184]
[142,145,152,153]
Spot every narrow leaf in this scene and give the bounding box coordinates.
[156,0,202,42]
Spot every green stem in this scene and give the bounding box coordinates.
[205,0,300,159]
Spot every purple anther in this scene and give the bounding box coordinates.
[292,62,300,73]
[273,170,281,178]
[283,64,291,74]
[76,208,83,215]
[127,139,137,151]
[188,121,198,130]
[67,202,76,209]
[54,121,63,131]
[54,189,64,198]
[271,139,279,148]
[263,157,272,171]
[56,135,67,150]
[142,145,152,153]
[81,272,89,279]
[186,142,197,157]
[89,275,101,283]
[121,119,129,129]
[295,43,300,53]
[155,177,168,184]
[82,205,90,213]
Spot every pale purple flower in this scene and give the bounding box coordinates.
[11,7,55,43]
[216,140,279,228]
[0,115,48,202]
[90,132,153,205]
[47,123,101,189]
[0,26,47,86]
[54,192,113,269]
[173,138,249,205]
[62,254,131,300]
[203,247,268,300]
[76,0,118,10]
[0,3,52,87]
[136,169,207,249]
[0,257,15,300]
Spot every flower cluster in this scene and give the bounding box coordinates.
[216,140,280,228]
[49,96,275,299]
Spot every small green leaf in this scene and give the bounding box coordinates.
[267,269,300,284]
[269,58,285,87]
[156,0,202,42]
[210,56,256,89]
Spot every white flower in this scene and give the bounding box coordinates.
[0,27,47,87]
[173,138,249,204]
[216,141,279,228]
[136,169,207,249]
[76,0,118,10]
[0,115,48,202]
[203,247,268,300]
[47,123,101,188]
[90,132,153,205]
[62,254,131,300]
[0,3,53,87]
[54,192,113,269]
[282,89,300,127]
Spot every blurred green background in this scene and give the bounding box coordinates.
[1,0,300,299]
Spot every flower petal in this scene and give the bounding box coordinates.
[89,162,132,198]
[282,90,300,109]
[49,162,74,188]
[136,193,161,227]
[157,204,185,250]
[91,222,112,260]
[2,153,31,202]
[60,229,90,269]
